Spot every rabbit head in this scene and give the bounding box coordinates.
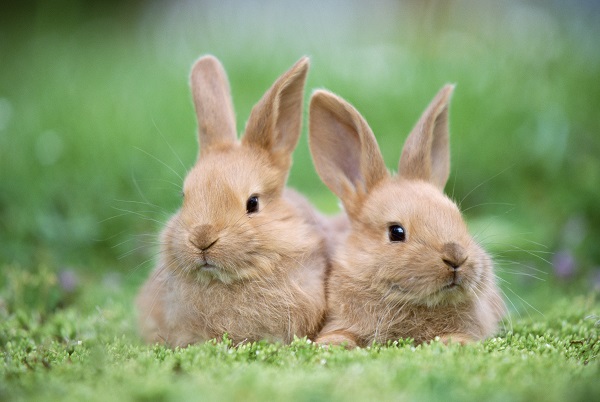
[164,55,313,284]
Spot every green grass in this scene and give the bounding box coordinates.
[1,265,599,402]
[1,1,600,400]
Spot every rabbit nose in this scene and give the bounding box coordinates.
[190,224,218,251]
[441,242,467,270]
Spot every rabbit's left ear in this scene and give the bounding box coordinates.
[242,57,309,171]
[190,55,238,155]
[398,84,454,191]
[309,90,389,218]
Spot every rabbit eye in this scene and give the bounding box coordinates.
[388,225,406,242]
[246,195,259,214]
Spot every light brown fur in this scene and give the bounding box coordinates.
[136,56,327,347]
[309,86,505,348]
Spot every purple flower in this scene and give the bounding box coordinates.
[552,250,577,279]
[592,269,600,292]
[58,269,79,293]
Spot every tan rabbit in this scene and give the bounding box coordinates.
[136,56,328,347]
[309,85,505,348]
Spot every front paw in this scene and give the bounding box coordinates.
[315,330,358,349]
[439,333,474,345]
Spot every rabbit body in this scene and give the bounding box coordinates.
[136,56,327,347]
[309,86,505,348]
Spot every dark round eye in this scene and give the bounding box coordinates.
[246,195,259,214]
[388,225,406,242]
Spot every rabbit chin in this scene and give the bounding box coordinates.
[426,282,473,307]
[189,260,242,284]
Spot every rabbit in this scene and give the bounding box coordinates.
[308,85,506,348]
[135,55,328,347]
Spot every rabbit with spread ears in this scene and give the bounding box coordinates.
[309,85,506,348]
[136,56,328,347]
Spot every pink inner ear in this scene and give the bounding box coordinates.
[309,91,388,213]
[429,105,450,189]
[398,85,453,190]
[241,57,309,171]
[273,73,306,155]
[309,99,365,201]
[329,118,363,185]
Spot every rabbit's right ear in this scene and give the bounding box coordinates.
[190,55,237,155]
[398,85,454,190]
[309,90,388,217]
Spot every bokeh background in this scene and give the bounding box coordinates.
[1,0,599,313]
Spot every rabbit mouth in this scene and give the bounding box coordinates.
[194,257,220,271]
[199,262,218,271]
[443,268,466,288]
[440,273,464,292]
[441,282,460,291]
[429,280,465,306]
[192,259,237,283]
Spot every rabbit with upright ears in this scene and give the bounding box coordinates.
[136,56,328,347]
[309,85,505,348]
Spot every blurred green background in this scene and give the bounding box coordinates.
[0,0,599,311]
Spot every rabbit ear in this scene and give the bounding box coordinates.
[242,57,309,171]
[398,84,454,190]
[190,55,237,155]
[309,90,388,217]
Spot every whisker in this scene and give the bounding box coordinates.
[494,267,546,282]
[134,146,184,182]
[459,164,514,208]
[113,198,166,210]
[131,170,153,207]
[495,245,553,266]
[98,213,132,224]
[125,249,163,276]
[493,256,550,272]
[461,202,515,213]
[497,276,544,318]
[151,117,189,173]
[110,206,166,226]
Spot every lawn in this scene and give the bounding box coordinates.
[1,1,599,401]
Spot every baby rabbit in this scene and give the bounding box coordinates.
[309,85,505,348]
[136,56,327,347]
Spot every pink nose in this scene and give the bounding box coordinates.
[441,242,467,270]
[189,224,218,250]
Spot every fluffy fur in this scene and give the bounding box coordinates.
[136,56,327,347]
[309,85,505,348]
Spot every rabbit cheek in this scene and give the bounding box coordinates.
[382,269,432,305]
